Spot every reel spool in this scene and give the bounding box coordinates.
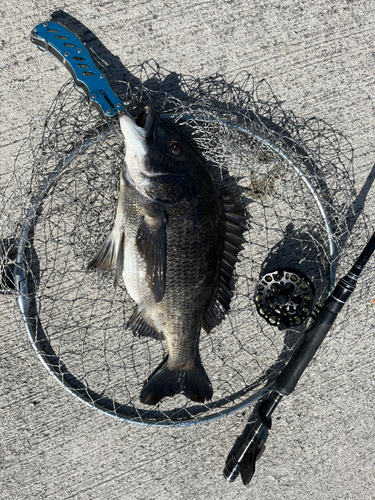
[254,268,316,330]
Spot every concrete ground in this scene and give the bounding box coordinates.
[1,1,374,499]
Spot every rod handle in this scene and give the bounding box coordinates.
[275,283,351,396]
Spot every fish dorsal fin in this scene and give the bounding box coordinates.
[87,227,124,287]
[202,199,247,333]
[136,211,167,303]
[127,308,165,341]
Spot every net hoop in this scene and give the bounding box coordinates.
[13,116,335,427]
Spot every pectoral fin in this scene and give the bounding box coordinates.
[87,227,124,287]
[136,212,167,303]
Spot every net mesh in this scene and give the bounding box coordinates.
[1,61,373,425]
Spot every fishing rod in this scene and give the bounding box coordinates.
[223,230,375,485]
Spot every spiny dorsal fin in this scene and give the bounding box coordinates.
[202,199,247,333]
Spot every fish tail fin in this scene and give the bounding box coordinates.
[140,357,213,406]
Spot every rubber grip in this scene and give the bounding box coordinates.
[275,296,343,396]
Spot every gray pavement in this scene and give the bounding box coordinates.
[1,1,374,499]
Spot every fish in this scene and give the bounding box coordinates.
[87,106,246,405]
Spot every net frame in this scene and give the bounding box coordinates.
[2,62,368,428]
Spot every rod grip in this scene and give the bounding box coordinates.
[275,295,343,396]
[223,456,241,482]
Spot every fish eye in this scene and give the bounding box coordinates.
[169,139,183,155]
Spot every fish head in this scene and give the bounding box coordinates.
[119,106,199,203]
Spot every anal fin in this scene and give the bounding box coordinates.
[127,308,165,341]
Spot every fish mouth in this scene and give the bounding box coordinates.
[135,106,155,138]
[120,106,170,183]
[119,106,155,140]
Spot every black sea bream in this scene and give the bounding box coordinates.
[88,106,245,405]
